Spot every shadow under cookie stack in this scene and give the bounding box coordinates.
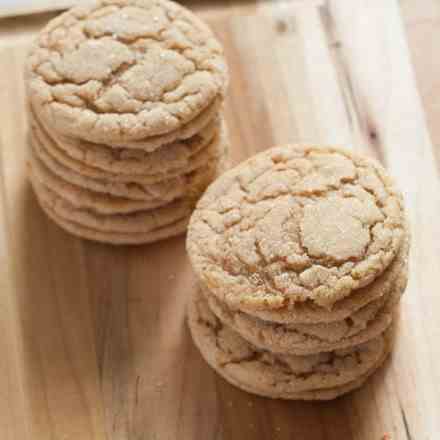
[187,145,409,400]
[26,0,228,245]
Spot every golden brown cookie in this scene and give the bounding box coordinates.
[30,109,227,186]
[33,179,192,233]
[49,96,223,152]
[26,0,228,146]
[29,145,222,215]
[31,143,227,234]
[31,128,184,200]
[187,289,393,400]
[30,118,227,202]
[30,138,229,244]
[222,232,409,325]
[31,105,221,174]
[187,145,406,312]
[38,194,190,245]
[203,267,404,355]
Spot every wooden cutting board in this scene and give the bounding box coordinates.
[0,1,439,439]
[0,0,91,19]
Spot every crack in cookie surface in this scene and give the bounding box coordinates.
[187,145,405,310]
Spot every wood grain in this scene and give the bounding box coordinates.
[0,0,439,439]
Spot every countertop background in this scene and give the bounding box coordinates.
[1,1,439,439]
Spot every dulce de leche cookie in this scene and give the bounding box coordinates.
[188,289,393,400]
[26,0,228,146]
[187,145,405,312]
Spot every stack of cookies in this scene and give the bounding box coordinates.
[187,145,409,400]
[25,0,228,245]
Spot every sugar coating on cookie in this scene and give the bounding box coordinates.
[187,145,405,310]
[238,231,409,324]
[26,0,228,144]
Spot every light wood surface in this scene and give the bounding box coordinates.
[0,1,439,439]
[0,0,92,19]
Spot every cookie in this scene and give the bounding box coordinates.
[187,289,393,400]
[31,128,184,201]
[31,120,227,202]
[207,337,391,401]
[32,105,221,175]
[49,96,223,152]
[187,145,406,311]
[30,111,226,186]
[237,232,409,325]
[31,144,225,233]
[212,354,390,401]
[37,193,190,245]
[33,178,192,233]
[203,265,405,355]
[30,146,176,213]
[26,0,228,145]
[31,138,228,234]
[29,146,220,215]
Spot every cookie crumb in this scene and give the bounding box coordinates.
[155,381,165,393]
[276,19,287,33]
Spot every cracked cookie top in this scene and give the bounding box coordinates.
[187,145,405,311]
[26,0,228,145]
